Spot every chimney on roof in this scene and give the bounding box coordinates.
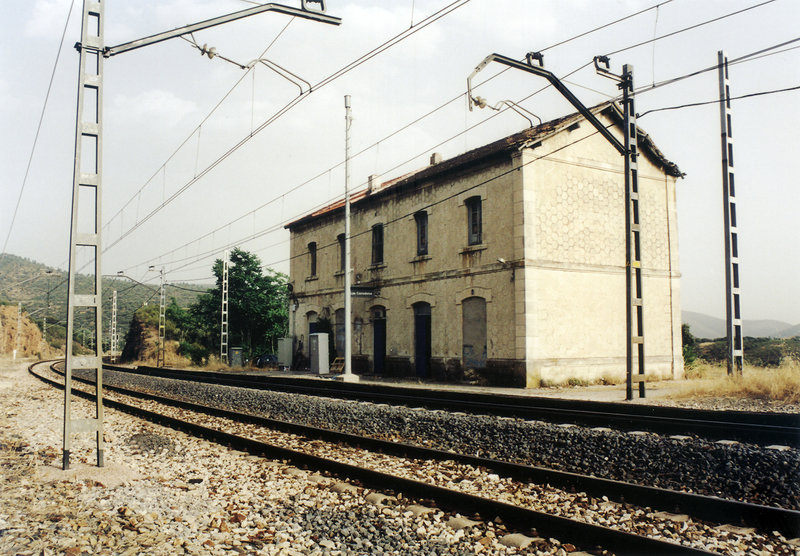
[430,152,443,165]
[367,174,380,194]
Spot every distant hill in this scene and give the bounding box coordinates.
[682,310,799,339]
[0,253,211,351]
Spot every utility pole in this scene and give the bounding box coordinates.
[149,266,165,368]
[62,0,340,470]
[595,58,645,400]
[110,289,118,363]
[718,51,743,375]
[343,95,357,383]
[13,302,22,360]
[221,251,229,365]
[467,52,646,399]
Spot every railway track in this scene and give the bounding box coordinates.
[31,360,800,553]
[104,363,800,447]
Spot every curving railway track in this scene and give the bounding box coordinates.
[104,363,800,448]
[30,360,800,554]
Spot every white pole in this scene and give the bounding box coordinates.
[343,95,357,382]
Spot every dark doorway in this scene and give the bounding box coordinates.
[371,306,386,375]
[413,302,431,378]
[307,311,318,339]
[462,297,487,369]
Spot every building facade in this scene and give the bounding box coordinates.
[286,104,683,387]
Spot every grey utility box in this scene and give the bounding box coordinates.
[277,337,293,369]
[309,333,329,375]
[228,347,243,367]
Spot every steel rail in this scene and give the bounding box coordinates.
[44,361,800,537]
[105,363,800,447]
[30,360,712,555]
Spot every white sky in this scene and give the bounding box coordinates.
[1,0,798,323]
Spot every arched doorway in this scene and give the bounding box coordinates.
[413,302,431,378]
[334,308,345,357]
[370,306,386,375]
[306,311,318,355]
[462,297,487,369]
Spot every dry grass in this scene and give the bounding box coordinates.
[672,359,800,403]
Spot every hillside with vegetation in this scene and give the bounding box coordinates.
[0,253,208,354]
[119,248,288,367]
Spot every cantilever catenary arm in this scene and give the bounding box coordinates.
[467,53,625,155]
[104,3,341,58]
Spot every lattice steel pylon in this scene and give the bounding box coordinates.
[620,64,646,400]
[718,51,743,375]
[157,270,166,368]
[110,289,118,363]
[64,0,105,470]
[220,251,229,365]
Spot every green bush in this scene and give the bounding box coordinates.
[179,341,208,366]
[681,324,699,367]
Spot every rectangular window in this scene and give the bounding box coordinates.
[466,196,482,245]
[415,211,428,256]
[371,224,384,264]
[308,241,317,276]
[338,233,345,272]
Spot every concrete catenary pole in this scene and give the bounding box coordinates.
[343,95,357,383]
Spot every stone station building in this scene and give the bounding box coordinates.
[286,103,683,387]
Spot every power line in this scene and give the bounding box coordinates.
[114,0,675,273]
[603,0,778,57]
[166,282,211,293]
[633,36,800,96]
[637,84,800,118]
[541,0,673,53]
[267,121,616,271]
[127,34,790,278]
[102,18,296,234]
[102,0,473,254]
[119,1,784,275]
[0,0,76,266]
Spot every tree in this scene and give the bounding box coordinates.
[682,323,698,367]
[190,248,288,361]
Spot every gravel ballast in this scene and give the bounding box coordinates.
[97,368,800,511]
[3,361,571,555]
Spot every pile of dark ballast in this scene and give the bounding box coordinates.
[98,369,800,511]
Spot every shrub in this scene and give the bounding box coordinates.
[681,324,699,367]
[179,341,208,366]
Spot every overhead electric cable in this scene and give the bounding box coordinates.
[118,1,780,274]
[637,84,800,118]
[265,123,616,270]
[0,0,76,266]
[103,1,471,252]
[103,18,295,231]
[603,0,778,57]
[126,36,792,277]
[113,0,677,271]
[632,36,800,96]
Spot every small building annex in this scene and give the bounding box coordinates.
[285,102,684,388]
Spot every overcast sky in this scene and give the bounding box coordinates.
[1,0,798,323]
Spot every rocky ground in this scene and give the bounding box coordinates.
[4,360,799,555]
[0,359,576,555]
[94,367,800,511]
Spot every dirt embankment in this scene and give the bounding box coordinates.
[0,305,60,359]
[120,312,189,367]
